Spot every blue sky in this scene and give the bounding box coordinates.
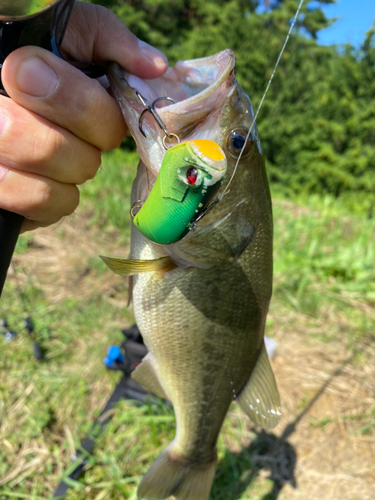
[314,0,375,47]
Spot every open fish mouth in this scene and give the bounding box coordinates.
[108,49,235,114]
[107,50,236,175]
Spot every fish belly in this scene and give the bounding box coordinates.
[133,247,268,459]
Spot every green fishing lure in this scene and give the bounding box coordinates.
[27,1,54,16]
[0,0,55,17]
[133,139,227,245]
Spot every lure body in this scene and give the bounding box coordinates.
[28,1,54,16]
[133,140,227,245]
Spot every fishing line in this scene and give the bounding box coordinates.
[221,0,305,198]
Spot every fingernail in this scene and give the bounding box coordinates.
[16,57,59,97]
[139,40,168,69]
[0,164,8,183]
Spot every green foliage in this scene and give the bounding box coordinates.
[260,29,375,217]
[87,0,374,215]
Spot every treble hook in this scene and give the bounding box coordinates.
[136,91,176,139]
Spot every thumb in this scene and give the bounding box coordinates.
[61,2,168,79]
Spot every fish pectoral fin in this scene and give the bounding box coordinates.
[237,342,281,429]
[131,355,168,399]
[100,255,176,276]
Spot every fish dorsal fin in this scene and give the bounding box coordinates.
[132,354,168,399]
[100,255,176,276]
[237,342,281,429]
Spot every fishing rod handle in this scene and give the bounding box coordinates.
[0,209,23,296]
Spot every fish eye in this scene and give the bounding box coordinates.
[186,166,198,185]
[227,128,253,157]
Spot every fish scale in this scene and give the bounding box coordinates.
[104,49,281,500]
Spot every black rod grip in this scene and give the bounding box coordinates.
[0,208,23,297]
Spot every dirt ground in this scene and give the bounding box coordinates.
[7,218,375,500]
[266,328,374,500]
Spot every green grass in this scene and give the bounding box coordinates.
[272,197,375,345]
[0,148,374,499]
[78,148,139,245]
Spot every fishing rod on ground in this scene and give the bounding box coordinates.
[0,0,104,299]
[0,261,44,359]
[53,324,169,498]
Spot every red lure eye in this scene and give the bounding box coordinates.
[186,166,198,185]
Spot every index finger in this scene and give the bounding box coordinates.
[1,46,127,151]
[62,2,168,79]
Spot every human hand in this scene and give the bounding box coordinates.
[0,1,168,232]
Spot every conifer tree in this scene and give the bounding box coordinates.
[88,1,375,214]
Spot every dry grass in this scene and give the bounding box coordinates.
[271,329,374,500]
[215,310,375,500]
[9,216,129,304]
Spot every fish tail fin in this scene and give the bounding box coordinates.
[137,446,217,500]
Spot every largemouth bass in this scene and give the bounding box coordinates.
[105,49,281,500]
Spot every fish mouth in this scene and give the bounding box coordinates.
[107,50,236,176]
[107,49,235,114]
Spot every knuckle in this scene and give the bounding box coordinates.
[80,83,126,151]
[39,185,79,225]
[104,127,126,152]
[87,149,102,181]
[25,178,54,218]
[63,185,80,216]
[25,179,80,224]
[75,146,102,184]
[30,125,67,166]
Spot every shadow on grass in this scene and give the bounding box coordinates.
[212,358,351,500]
[212,428,296,500]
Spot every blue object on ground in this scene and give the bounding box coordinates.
[103,345,125,368]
